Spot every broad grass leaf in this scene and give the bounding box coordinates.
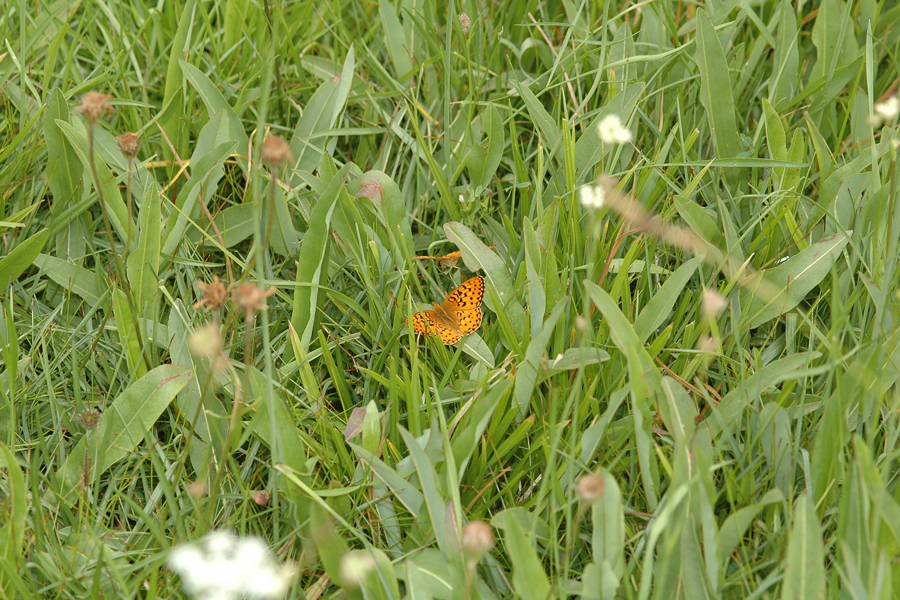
[633,258,700,344]
[450,378,511,479]
[379,0,412,80]
[718,489,783,561]
[497,513,551,600]
[740,231,850,328]
[166,300,222,478]
[181,60,249,172]
[659,377,697,446]
[585,281,661,509]
[591,468,625,581]
[771,0,800,109]
[265,180,298,256]
[33,253,103,306]
[351,443,424,517]
[523,219,545,336]
[112,288,146,377]
[43,89,81,208]
[246,367,311,521]
[466,104,505,189]
[160,0,196,157]
[510,78,560,152]
[399,427,446,551]
[460,335,495,367]
[55,120,132,243]
[0,442,26,580]
[810,390,849,504]
[185,203,255,247]
[291,164,350,353]
[512,298,566,417]
[0,228,48,288]
[781,495,826,600]
[758,403,793,496]
[672,195,726,252]
[289,48,354,178]
[694,9,741,160]
[309,503,351,588]
[348,170,413,262]
[126,183,161,311]
[160,139,237,257]
[706,353,813,436]
[810,0,848,82]
[58,365,192,501]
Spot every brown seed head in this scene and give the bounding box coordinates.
[78,408,102,429]
[116,132,140,159]
[576,473,605,503]
[186,480,209,497]
[80,91,113,123]
[461,521,494,559]
[195,276,228,311]
[261,134,293,167]
[232,282,276,313]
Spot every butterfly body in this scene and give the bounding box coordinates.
[410,276,485,345]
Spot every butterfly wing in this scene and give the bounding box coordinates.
[456,307,483,334]
[440,276,484,336]
[442,276,485,309]
[411,310,462,345]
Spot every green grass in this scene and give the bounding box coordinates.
[1,0,900,598]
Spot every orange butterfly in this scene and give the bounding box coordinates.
[410,276,485,345]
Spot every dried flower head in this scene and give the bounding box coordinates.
[187,480,209,497]
[597,114,633,144]
[261,135,293,167]
[461,521,494,559]
[698,335,717,354]
[195,276,228,311]
[232,282,276,314]
[80,91,113,123]
[459,13,471,35]
[575,315,588,331]
[78,408,102,429]
[576,473,605,503]
[167,530,296,600]
[340,551,375,588]
[116,132,140,159]
[701,287,727,319]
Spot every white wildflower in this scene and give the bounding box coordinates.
[168,531,296,600]
[579,185,605,210]
[875,97,900,121]
[340,551,376,588]
[596,114,633,144]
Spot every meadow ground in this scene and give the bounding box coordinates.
[1,0,900,598]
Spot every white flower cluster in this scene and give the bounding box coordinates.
[869,97,899,128]
[597,114,633,144]
[579,185,606,210]
[168,531,296,600]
